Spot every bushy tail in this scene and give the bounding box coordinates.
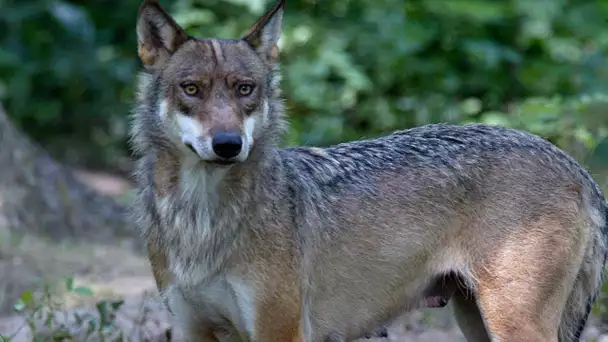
[559,202,608,342]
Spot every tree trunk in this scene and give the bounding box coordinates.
[0,104,140,250]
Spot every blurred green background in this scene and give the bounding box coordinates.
[1,0,607,176]
[2,0,608,332]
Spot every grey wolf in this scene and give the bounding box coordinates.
[129,0,608,341]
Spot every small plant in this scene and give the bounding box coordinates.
[0,276,125,341]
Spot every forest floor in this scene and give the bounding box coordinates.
[0,170,606,341]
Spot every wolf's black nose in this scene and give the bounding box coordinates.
[212,132,242,159]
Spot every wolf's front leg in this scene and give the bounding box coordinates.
[252,288,306,342]
[164,287,221,342]
[182,328,221,342]
[236,265,305,342]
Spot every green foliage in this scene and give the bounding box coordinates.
[2,277,125,341]
[479,94,608,163]
[1,0,608,169]
[0,0,140,168]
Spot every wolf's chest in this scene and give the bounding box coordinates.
[166,272,258,340]
[153,195,215,282]
[154,192,246,288]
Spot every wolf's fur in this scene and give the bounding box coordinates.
[129,1,608,341]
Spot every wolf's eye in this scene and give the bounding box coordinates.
[182,83,199,96]
[237,84,254,97]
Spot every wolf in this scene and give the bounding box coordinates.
[129,0,608,341]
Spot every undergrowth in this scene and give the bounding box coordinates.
[0,276,163,342]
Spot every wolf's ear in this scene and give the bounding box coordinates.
[137,0,188,68]
[242,0,285,63]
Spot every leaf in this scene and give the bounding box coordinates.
[110,300,125,311]
[20,290,33,304]
[65,277,74,292]
[44,314,53,329]
[12,300,25,312]
[73,287,94,296]
[14,290,34,312]
[86,319,97,334]
[96,302,110,326]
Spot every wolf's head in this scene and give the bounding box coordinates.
[133,0,285,166]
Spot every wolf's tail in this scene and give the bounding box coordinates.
[559,200,608,342]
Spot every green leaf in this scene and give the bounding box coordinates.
[65,277,74,292]
[96,302,110,326]
[73,287,94,296]
[14,290,34,311]
[13,300,25,312]
[44,314,53,329]
[20,290,33,303]
[110,299,125,311]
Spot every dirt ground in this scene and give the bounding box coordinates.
[0,170,606,341]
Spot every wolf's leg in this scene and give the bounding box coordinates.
[254,298,305,342]
[468,221,584,342]
[451,293,491,342]
[250,275,306,342]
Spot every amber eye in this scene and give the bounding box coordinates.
[182,83,199,96]
[237,84,254,97]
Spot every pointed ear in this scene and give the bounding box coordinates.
[242,0,285,63]
[136,0,188,68]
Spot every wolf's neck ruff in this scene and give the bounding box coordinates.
[141,104,284,286]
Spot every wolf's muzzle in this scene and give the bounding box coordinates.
[211,132,242,159]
